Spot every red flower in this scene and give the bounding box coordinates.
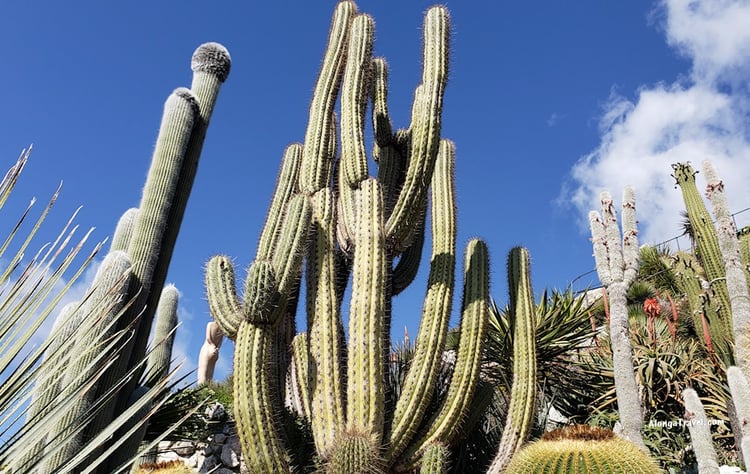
[643,298,660,318]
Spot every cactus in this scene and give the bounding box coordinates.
[144,284,180,387]
[205,3,497,472]
[505,425,662,473]
[672,162,735,363]
[589,187,647,450]
[487,247,538,473]
[702,161,750,377]
[682,388,721,474]
[726,366,750,465]
[13,42,230,473]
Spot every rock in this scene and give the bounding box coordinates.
[220,442,240,468]
[187,450,204,468]
[198,454,218,473]
[172,440,196,457]
[205,402,227,421]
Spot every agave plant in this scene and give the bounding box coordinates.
[483,289,601,428]
[0,151,207,474]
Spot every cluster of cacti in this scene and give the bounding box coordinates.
[203,2,507,472]
[673,161,750,471]
[588,186,647,451]
[505,425,662,473]
[672,162,740,363]
[8,42,231,473]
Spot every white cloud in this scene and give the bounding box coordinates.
[565,0,750,245]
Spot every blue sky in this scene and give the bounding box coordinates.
[2,1,749,382]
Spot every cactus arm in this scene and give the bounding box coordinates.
[340,14,374,188]
[388,140,456,461]
[385,6,449,250]
[589,188,646,451]
[144,284,179,386]
[288,332,312,419]
[270,194,312,296]
[488,247,538,474]
[205,255,243,339]
[234,320,292,473]
[682,388,721,474]
[391,214,426,295]
[370,57,393,148]
[130,44,231,375]
[346,178,387,440]
[300,1,357,193]
[419,442,449,474]
[726,366,750,464]
[109,208,139,253]
[703,161,750,375]
[257,144,303,260]
[400,238,490,468]
[673,162,734,350]
[307,188,346,454]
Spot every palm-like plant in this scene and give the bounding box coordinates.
[483,289,601,429]
[0,151,202,473]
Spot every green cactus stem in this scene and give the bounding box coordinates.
[110,208,138,253]
[43,251,133,471]
[307,188,346,455]
[346,178,387,440]
[387,140,456,462]
[234,318,292,473]
[419,443,449,474]
[702,161,750,376]
[488,247,538,473]
[589,187,646,451]
[672,162,734,361]
[144,284,180,386]
[300,0,357,194]
[399,238,490,469]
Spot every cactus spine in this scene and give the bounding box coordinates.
[589,187,647,451]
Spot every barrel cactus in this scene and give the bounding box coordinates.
[505,425,662,473]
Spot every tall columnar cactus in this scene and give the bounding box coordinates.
[487,247,538,474]
[15,42,230,473]
[205,3,494,472]
[672,162,735,362]
[682,388,721,474]
[702,161,750,377]
[726,366,750,465]
[589,187,647,451]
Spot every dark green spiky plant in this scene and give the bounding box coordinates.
[204,3,497,472]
